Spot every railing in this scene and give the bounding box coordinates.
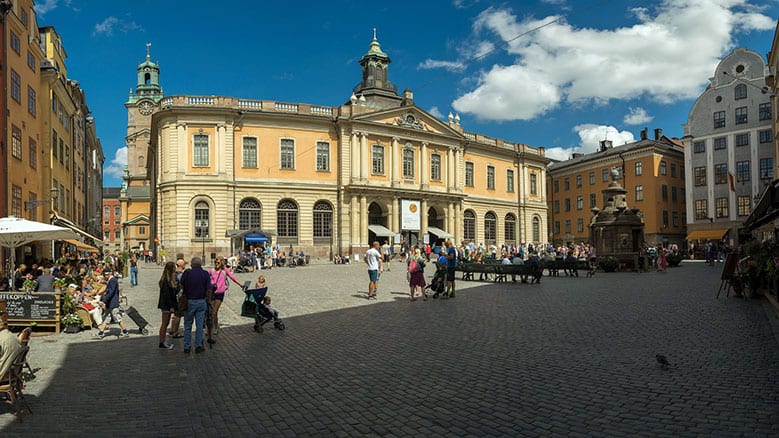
[155,95,336,119]
[275,102,299,112]
[238,99,262,109]
[188,96,214,105]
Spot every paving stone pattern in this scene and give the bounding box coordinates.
[1,260,778,436]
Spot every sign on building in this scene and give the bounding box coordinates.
[401,199,420,231]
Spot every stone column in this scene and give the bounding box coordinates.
[360,133,368,182]
[454,149,462,189]
[350,132,359,183]
[420,198,428,242]
[177,122,187,173]
[421,142,428,189]
[350,195,358,250]
[394,138,402,185]
[392,197,399,236]
[360,195,368,246]
[447,148,454,191]
[391,137,399,186]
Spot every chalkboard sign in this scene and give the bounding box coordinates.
[0,292,58,320]
[720,253,738,280]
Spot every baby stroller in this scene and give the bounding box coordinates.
[241,285,285,333]
[427,265,447,299]
[234,256,254,273]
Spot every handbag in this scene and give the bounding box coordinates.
[240,293,258,318]
[177,292,188,312]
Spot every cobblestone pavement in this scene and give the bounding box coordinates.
[1,260,778,436]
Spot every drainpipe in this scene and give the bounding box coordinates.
[1,1,11,270]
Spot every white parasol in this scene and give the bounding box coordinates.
[0,216,77,271]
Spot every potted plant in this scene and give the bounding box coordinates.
[53,278,68,292]
[61,313,83,333]
[599,256,618,272]
[666,252,685,267]
[22,275,36,293]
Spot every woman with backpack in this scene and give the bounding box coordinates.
[407,247,427,301]
[209,256,242,336]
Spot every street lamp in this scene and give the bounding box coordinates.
[24,187,59,215]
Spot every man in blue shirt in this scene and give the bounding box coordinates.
[180,257,212,353]
[96,271,129,339]
[444,240,458,299]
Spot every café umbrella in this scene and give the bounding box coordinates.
[0,216,77,272]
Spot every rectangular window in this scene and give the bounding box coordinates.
[506,169,514,192]
[713,137,727,150]
[20,9,28,28]
[670,163,676,178]
[759,102,772,121]
[565,220,571,234]
[661,184,668,201]
[714,164,727,184]
[589,171,595,185]
[680,166,685,179]
[11,125,22,160]
[52,130,58,158]
[716,197,729,218]
[372,145,385,174]
[402,149,414,178]
[577,218,584,233]
[11,186,21,217]
[139,226,146,235]
[713,111,726,128]
[553,200,560,214]
[316,141,330,171]
[280,139,295,169]
[530,173,537,195]
[738,196,751,216]
[564,198,571,212]
[576,195,583,210]
[27,51,35,72]
[660,161,667,176]
[564,178,570,191]
[10,69,21,103]
[105,230,110,240]
[115,230,121,239]
[635,185,644,201]
[64,146,69,170]
[672,211,679,227]
[27,87,36,117]
[735,133,749,147]
[465,162,474,187]
[662,210,669,227]
[695,199,709,219]
[760,158,773,180]
[576,174,582,188]
[672,186,677,202]
[486,166,495,189]
[430,154,441,181]
[554,221,560,235]
[635,161,642,176]
[9,31,20,54]
[694,167,707,186]
[735,106,747,124]
[29,138,36,169]
[602,168,609,182]
[59,139,64,164]
[759,130,773,144]
[242,137,257,168]
[736,160,750,182]
[589,193,596,208]
[28,193,37,222]
[693,141,705,153]
[553,180,559,193]
[193,134,209,166]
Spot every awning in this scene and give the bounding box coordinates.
[686,229,729,241]
[368,224,395,237]
[64,239,98,252]
[427,226,453,239]
[51,215,103,246]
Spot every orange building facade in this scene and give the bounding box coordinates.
[547,130,686,248]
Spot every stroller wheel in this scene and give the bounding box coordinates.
[275,321,285,330]
[141,328,149,335]
[253,324,263,333]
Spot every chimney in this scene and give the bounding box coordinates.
[654,128,663,140]
[640,128,648,140]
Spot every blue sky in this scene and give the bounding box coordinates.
[32,0,779,187]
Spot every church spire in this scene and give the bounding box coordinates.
[352,30,400,109]
[128,43,163,103]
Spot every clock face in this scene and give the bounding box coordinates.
[406,115,415,124]
[138,101,153,116]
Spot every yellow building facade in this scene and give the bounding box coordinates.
[144,36,549,261]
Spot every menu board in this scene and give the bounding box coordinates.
[0,292,59,320]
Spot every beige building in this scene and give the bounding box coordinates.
[143,35,549,262]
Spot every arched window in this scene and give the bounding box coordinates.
[239,198,261,230]
[484,212,496,243]
[505,213,516,243]
[104,206,110,218]
[114,206,121,217]
[463,210,476,241]
[194,201,209,238]
[734,83,747,100]
[532,216,541,243]
[313,201,333,238]
[277,199,298,238]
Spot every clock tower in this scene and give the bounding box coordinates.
[121,43,164,254]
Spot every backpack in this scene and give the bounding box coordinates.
[408,259,419,273]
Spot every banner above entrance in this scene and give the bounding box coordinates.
[401,200,420,231]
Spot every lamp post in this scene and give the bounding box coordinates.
[23,186,59,217]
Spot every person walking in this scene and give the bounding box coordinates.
[157,262,178,350]
[95,271,130,338]
[180,257,211,354]
[129,255,139,287]
[407,247,427,301]
[167,259,188,338]
[209,256,242,335]
[444,239,458,299]
[365,241,383,299]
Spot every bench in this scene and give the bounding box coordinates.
[457,263,498,281]
[494,264,543,284]
[541,259,592,277]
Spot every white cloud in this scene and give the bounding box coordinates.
[623,107,654,125]
[544,125,635,161]
[445,0,775,121]
[34,0,68,14]
[93,16,143,36]
[418,59,466,72]
[428,106,445,119]
[104,147,127,179]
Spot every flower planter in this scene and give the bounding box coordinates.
[64,324,80,334]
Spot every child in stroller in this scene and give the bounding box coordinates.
[426,264,447,299]
[243,275,285,333]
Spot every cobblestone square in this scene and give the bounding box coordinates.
[1,261,778,436]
